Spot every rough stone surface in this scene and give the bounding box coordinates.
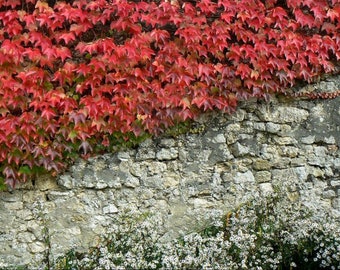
[1,76,340,268]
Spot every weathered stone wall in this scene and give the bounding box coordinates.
[1,77,340,268]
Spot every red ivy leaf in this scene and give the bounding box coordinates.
[69,112,87,125]
[41,108,57,120]
[55,32,76,44]
[272,7,288,21]
[55,46,72,62]
[79,141,92,155]
[295,9,314,28]
[327,6,340,22]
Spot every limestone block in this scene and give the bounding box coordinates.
[129,163,147,178]
[178,148,187,161]
[17,232,36,243]
[266,122,281,133]
[159,138,176,148]
[212,133,226,144]
[334,158,340,168]
[242,121,254,133]
[272,167,307,183]
[253,122,266,131]
[103,204,119,214]
[139,138,154,148]
[123,175,140,188]
[272,169,295,182]
[322,190,336,199]
[163,174,180,188]
[156,148,178,161]
[290,157,306,167]
[26,221,42,239]
[147,161,167,176]
[94,180,108,189]
[4,202,23,211]
[332,198,340,210]
[16,209,34,221]
[273,136,296,145]
[294,166,308,180]
[46,191,73,201]
[229,109,246,121]
[253,159,271,170]
[190,198,215,209]
[95,169,122,189]
[259,183,274,194]
[136,147,156,160]
[231,142,249,157]
[258,144,278,160]
[225,123,241,133]
[208,144,233,163]
[143,176,164,189]
[314,146,327,157]
[137,188,154,200]
[92,159,107,171]
[225,132,238,145]
[266,122,292,135]
[255,171,272,183]
[330,180,340,187]
[117,151,130,161]
[307,155,327,167]
[154,200,169,211]
[34,175,59,191]
[81,173,96,188]
[322,136,336,144]
[0,192,22,202]
[29,242,46,253]
[57,174,75,189]
[287,191,299,202]
[280,146,299,158]
[301,135,315,144]
[256,106,309,123]
[233,171,255,183]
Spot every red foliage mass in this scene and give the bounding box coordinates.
[0,0,339,187]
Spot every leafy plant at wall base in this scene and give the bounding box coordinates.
[0,177,7,191]
[51,186,340,270]
[52,249,82,270]
[1,0,340,187]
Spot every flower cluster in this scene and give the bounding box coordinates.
[53,184,340,270]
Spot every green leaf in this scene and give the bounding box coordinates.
[43,81,54,91]
[19,165,32,175]
[0,177,7,191]
[68,130,78,140]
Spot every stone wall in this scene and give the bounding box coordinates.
[1,78,340,268]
